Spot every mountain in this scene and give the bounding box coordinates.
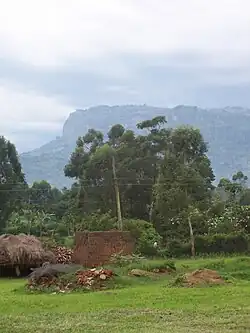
[20,105,250,188]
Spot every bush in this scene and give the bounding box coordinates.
[166,239,191,257]
[196,232,249,254]
[167,232,250,257]
[77,211,117,231]
[40,236,75,249]
[123,219,162,256]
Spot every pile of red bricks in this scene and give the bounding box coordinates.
[53,246,73,264]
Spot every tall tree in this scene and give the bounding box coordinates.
[27,180,62,214]
[107,124,125,229]
[64,129,105,214]
[130,116,170,220]
[0,136,26,230]
[154,126,214,243]
[218,171,249,204]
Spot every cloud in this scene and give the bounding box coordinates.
[0,0,250,69]
[0,83,73,152]
[0,0,250,153]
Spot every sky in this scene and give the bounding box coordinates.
[1,0,250,152]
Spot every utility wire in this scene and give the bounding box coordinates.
[0,182,209,192]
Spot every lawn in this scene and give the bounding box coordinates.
[1,257,250,332]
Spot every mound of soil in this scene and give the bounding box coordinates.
[183,269,225,286]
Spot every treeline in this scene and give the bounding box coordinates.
[1,116,250,256]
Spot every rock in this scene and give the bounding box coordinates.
[130,269,156,277]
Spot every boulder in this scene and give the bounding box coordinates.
[129,269,156,277]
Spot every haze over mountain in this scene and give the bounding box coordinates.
[20,105,250,188]
[1,1,250,155]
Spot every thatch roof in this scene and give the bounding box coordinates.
[0,234,56,266]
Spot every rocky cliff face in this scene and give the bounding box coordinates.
[20,105,250,188]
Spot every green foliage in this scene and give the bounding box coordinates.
[76,211,117,231]
[0,136,26,231]
[28,180,62,213]
[123,219,162,256]
[196,232,249,254]
[4,115,250,262]
[127,259,176,273]
[207,205,250,234]
[5,209,72,240]
[40,236,74,249]
[218,171,249,204]
[5,210,56,236]
[167,232,249,257]
[154,126,214,240]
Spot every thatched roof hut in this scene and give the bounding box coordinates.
[0,234,56,274]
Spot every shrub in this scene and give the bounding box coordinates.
[167,232,250,257]
[123,219,162,256]
[195,232,249,254]
[166,239,191,257]
[77,211,117,231]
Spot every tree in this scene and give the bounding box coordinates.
[5,209,59,237]
[207,205,250,234]
[27,180,62,215]
[131,116,170,220]
[218,171,249,204]
[64,129,105,214]
[108,124,125,229]
[0,136,26,231]
[154,127,214,245]
[64,120,217,245]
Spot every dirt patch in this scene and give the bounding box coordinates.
[182,269,225,286]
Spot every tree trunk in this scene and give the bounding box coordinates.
[28,218,31,235]
[112,155,122,230]
[15,265,20,277]
[188,216,195,258]
[149,201,154,222]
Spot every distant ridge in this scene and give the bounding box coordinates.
[20,105,250,188]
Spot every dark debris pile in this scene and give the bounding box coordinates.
[27,265,114,293]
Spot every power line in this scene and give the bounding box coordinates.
[0,177,212,187]
[0,183,213,192]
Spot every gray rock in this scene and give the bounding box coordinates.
[28,263,83,280]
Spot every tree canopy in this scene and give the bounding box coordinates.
[2,117,250,257]
[0,136,26,230]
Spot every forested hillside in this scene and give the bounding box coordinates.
[2,115,250,257]
[20,105,250,188]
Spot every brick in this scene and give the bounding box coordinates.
[72,231,135,267]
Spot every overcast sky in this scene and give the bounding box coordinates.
[1,0,250,152]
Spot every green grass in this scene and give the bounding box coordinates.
[1,256,250,332]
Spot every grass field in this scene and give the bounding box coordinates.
[1,256,250,332]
